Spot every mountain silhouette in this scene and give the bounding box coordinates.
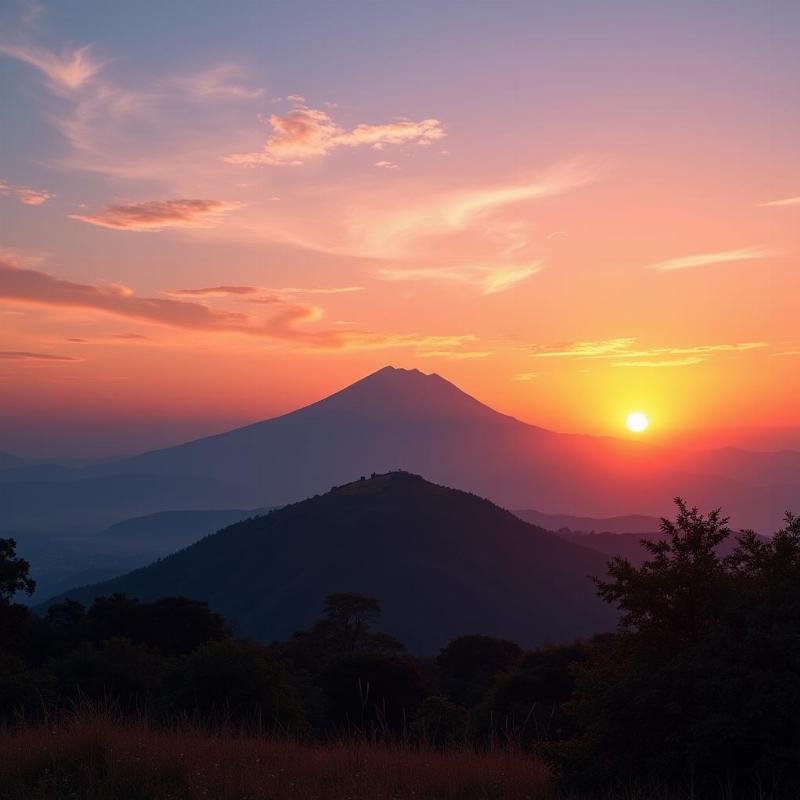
[515,509,663,534]
[42,472,616,652]
[4,367,798,530]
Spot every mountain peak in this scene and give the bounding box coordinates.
[297,365,505,424]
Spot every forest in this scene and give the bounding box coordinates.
[2,501,799,799]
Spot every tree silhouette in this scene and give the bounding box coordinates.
[559,500,800,796]
[0,538,35,603]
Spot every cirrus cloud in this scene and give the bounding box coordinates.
[645,246,775,272]
[757,196,800,208]
[526,337,768,367]
[375,262,543,295]
[0,41,101,92]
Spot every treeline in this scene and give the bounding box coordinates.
[2,500,800,798]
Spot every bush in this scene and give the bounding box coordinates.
[437,635,522,708]
[317,652,425,734]
[170,639,304,731]
[414,695,468,749]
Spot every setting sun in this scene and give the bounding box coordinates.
[626,412,650,433]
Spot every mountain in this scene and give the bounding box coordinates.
[101,507,271,552]
[0,450,26,470]
[552,529,765,568]
[13,507,269,605]
[514,509,662,534]
[0,473,222,531]
[41,472,617,653]
[5,367,799,531]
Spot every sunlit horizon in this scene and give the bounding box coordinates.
[1,0,798,459]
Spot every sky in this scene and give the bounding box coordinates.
[1,0,798,458]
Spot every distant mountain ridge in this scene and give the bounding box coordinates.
[515,509,663,534]
[3,366,798,531]
[42,472,617,653]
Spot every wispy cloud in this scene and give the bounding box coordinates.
[0,350,78,361]
[69,199,241,231]
[419,350,492,360]
[374,262,543,295]
[645,246,775,272]
[529,338,636,358]
[527,338,768,367]
[0,41,101,91]
[350,161,598,261]
[613,357,705,368]
[225,105,445,166]
[513,371,540,381]
[375,160,399,169]
[178,63,263,99]
[757,196,800,208]
[0,178,53,205]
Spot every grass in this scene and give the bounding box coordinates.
[0,713,552,800]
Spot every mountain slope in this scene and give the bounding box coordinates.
[102,507,271,553]
[93,367,797,530]
[6,367,799,531]
[42,472,616,653]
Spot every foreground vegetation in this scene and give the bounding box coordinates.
[0,712,551,800]
[2,500,800,798]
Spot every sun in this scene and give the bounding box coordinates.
[626,412,649,433]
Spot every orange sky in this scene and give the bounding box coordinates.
[1,1,798,457]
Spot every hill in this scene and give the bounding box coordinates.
[13,507,269,605]
[42,472,616,653]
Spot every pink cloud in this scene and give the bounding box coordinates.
[169,285,364,297]
[168,285,262,297]
[0,259,472,353]
[69,199,241,231]
[225,106,445,165]
[0,179,53,205]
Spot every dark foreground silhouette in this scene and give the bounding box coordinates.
[2,494,800,798]
[40,472,616,651]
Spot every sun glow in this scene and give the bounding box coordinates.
[626,412,649,433]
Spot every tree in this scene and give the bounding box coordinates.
[558,501,800,797]
[0,538,35,603]
[322,592,382,653]
[437,634,522,707]
[0,538,36,650]
[85,594,228,654]
[277,593,404,674]
[472,642,589,746]
[172,640,304,730]
[594,498,730,642]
